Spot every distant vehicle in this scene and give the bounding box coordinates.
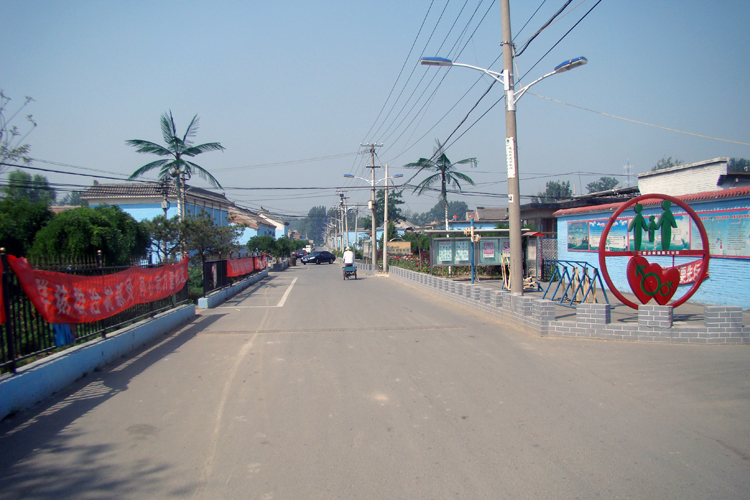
[305,244,313,253]
[301,251,335,265]
[294,250,308,258]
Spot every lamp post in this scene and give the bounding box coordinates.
[421,47,586,295]
[382,165,403,274]
[344,171,403,272]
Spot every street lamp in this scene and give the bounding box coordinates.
[420,53,587,295]
[344,171,403,272]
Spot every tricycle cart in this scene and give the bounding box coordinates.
[343,265,357,280]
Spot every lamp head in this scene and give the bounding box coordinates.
[343,174,354,178]
[393,174,403,178]
[420,57,453,67]
[553,56,588,74]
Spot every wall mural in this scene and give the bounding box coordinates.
[595,194,710,309]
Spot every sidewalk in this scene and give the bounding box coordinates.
[452,276,750,327]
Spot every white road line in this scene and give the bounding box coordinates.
[275,277,297,307]
[219,277,298,309]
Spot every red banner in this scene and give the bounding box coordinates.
[673,260,708,285]
[6,256,188,324]
[0,259,5,324]
[226,258,255,278]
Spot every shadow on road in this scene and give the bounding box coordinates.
[0,312,225,499]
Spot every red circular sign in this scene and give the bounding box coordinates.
[597,193,710,309]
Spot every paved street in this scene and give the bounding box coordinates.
[0,263,749,499]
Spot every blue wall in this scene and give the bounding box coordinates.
[92,201,228,226]
[557,196,750,308]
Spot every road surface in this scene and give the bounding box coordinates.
[0,263,748,499]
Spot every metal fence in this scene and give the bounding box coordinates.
[1,254,189,374]
[202,255,266,297]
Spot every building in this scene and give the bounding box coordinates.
[80,181,231,226]
[257,208,289,239]
[554,158,750,308]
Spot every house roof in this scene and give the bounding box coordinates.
[469,207,508,221]
[554,186,750,217]
[80,181,229,204]
[229,206,275,230]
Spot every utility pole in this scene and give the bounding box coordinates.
[362,143,382,271]
[383,164,390,274]
[341,193,350,250]
[501,0,524,296]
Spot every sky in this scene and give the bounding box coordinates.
[2,0,749,222]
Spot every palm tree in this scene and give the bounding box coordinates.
[404,140,476,230]
[126,111,224,220]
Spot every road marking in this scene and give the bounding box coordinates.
[275,277,297,307]
[219,277,297,309]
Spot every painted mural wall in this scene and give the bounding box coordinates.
[557,195,750,308]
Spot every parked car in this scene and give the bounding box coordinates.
[294,250,308,258]
[301,250,335,265]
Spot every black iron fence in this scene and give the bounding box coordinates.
[1,253,189,374]
[202,254,266,297]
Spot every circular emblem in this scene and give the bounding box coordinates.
[597,193,710,309]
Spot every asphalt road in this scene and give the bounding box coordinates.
[1,262,749,499]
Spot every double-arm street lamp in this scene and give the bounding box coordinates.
[420,52,587,294]
[344,170,403,272]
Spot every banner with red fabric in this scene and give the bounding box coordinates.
[0,259,5,324]
[226,258,255,278]
[5,256,188,324]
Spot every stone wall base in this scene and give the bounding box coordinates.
[388,267,750,345]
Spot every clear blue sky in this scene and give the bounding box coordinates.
[2,0,749,220]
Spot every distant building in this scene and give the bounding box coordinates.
[80,181,231,226]
[257,208,289,239]
[229,206,277,242]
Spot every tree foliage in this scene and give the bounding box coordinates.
[0,90,36,174]
[3,169,56,205]
[652,156,682,171]
[728,158,750,172]
[532,181,572,203]
[126,110,224,188]
[29,205,150,265]
[247,235,276,255]
[60,190,87,206]
[586,176,620,193]
[0,197,53,256]
[404,140,476,229]
[290,205,327,243]
[181,211,242,262]
[144,215,182,263]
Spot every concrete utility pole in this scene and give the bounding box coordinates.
[501,0,524,296]
[362,143,382,270]
[383,164,389,274]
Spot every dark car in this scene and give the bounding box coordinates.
[294,250,308,258]
[301,251,335,265]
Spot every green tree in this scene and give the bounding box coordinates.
[126,111,224,218]
[404,140,476,230]
[144,215,182,262]
[29,205,150,265]
[272,236,295,259]
[247,235,277,255]
[728,158,750,172]
[586,176,620,193]
[532,181,572,203]
[60,190,87,206]
[3,169,56,204]
[0,197,54,256]
[0,90,36,174]
[651,156,682,171]
[181,211,242,266]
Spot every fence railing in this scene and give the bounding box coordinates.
[1,253,189,374]
[202,254,268,297]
